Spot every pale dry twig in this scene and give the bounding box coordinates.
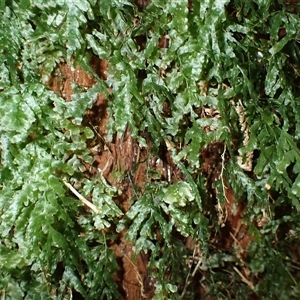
[63,180,100,214]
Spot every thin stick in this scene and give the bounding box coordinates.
[180,248,202,299]
[63,180,100,214]
[220,143,229,203]
[88,119,112,154]
[122,251,146,299]
[233,266,254,290]
[180,248,196,299]
[286,267,297,286]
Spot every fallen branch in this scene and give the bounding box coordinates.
[63,180,100,214]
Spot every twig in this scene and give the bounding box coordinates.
[99,156,113,175]
[220,143,229,203]
[122,251,146,299]
[180,247,202,299]
[215,143,229,226]
[233,266,254,290]
[88,119,112,154]
[191,256,203,278]
[63,180,100,214]
[286,267,297,285]
[235,100,253,172]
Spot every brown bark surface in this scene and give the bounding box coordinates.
[47,53,256,299]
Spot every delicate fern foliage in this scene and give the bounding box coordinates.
[1,0,300,299]
[0,3,121,298]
